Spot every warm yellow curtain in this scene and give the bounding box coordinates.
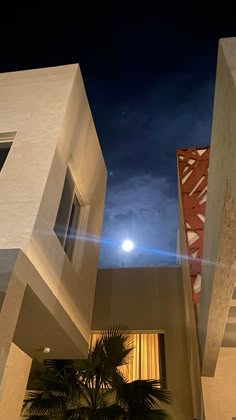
[90,333,101,349]
[140,333,160,380]
[90,333,160,382]
[119,333,139,382]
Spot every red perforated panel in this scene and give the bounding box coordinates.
[177,147,210,305]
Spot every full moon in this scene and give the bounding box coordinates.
[122,239,134,252]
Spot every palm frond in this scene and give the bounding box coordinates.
[102,325,133,367]
[64,406,91,419]
[22,326,173,420]
[44,359,73,371]
[97,403,126,419]
[22,390,68,417]
[117,379,173,411]
[74,327,131,393]
[28,359,81,405]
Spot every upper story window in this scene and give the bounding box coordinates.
[54,169,81,262]
[90,332,167,388]
[0,132,16,171]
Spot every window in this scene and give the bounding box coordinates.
[90,332,167,387]
[0,132,15,171]
[54,169,81,261]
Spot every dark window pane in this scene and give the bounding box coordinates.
[64,196,80,260]
[54,170,74,245]
[158,334,167,388]
[0,142,12,171]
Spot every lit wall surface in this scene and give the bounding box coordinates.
[0,64,107,418]
[93,266,195,420]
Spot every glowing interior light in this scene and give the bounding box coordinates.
[122,240,134,252]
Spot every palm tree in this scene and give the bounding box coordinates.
[22,326,173,419]
[117,380,172,419]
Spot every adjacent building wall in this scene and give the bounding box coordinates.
[177,157,203,420]
[198,38,236,376]
[92,266,194,420]
[202,348,236,420]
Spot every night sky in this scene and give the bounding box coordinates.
[0,4,235,268]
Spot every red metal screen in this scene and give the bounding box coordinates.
[177,147,210,305]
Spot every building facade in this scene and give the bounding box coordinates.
[1,37,236,420]
[93,38,236,420]
[93,266,196,419]
[176,38,236,420]
[0,65,107,418]
[198,38,236,420]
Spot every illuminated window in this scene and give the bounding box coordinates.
[0,132,16,171]
[54,169,81,262]
[90,332,166,387]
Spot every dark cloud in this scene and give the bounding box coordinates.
[99,175,178,268]
[95,75,214,268]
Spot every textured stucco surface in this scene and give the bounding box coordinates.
[198,38,236,376]
[0,65,77,251]
[0,65,107,416]
[202,348,236,420]
[92,266,194,420]
[0,343,31,420]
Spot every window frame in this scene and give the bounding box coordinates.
[54,166,84,266]
[0,131,16,172]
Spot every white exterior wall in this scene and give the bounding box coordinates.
[0,65,107,418]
